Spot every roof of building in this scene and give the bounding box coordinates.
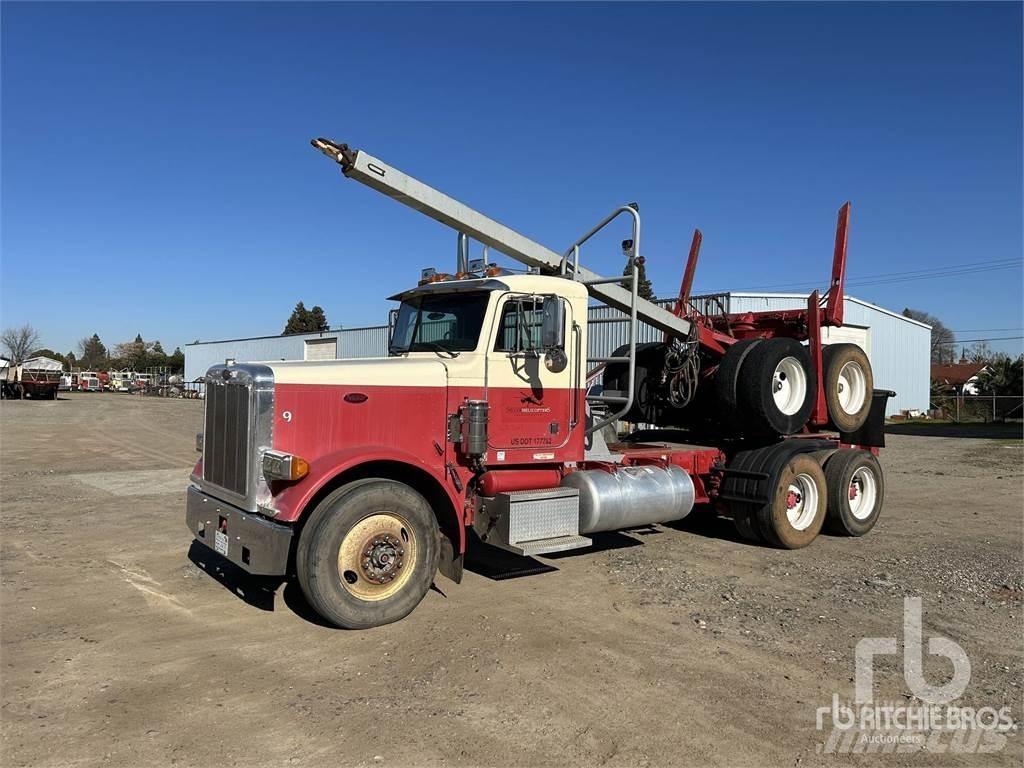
[726,293,933,329]
[931,362,988,385]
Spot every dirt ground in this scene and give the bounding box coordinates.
[1,394,1021,767]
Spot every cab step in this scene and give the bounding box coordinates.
[507,534,593,557]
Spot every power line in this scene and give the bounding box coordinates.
[699,257,1023,295]
[937,336,1024,344]
[952,328,1024,333]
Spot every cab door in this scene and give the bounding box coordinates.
[484,293,578,463]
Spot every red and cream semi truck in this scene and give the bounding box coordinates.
[186,139,887,629]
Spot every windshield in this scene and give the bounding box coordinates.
[390,292,491,354]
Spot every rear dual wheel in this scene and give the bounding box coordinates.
[823,449,884,536]
[753,452,828,548]
[725,443,827,549]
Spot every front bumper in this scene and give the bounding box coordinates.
[185,485,293,575]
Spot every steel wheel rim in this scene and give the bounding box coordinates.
[337,512,418,601]
[848,466,877,520]
[837,360,867,415]
[785,472,819,531]
[772,356,807,416]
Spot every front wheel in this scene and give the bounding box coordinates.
[296,479,440,629]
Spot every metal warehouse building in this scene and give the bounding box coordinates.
[186,292,929,416]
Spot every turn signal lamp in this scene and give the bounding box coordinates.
[262,450,310,482]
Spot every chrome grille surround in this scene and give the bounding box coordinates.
[199,363,274,512]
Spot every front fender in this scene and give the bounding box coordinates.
[269,445,462,541]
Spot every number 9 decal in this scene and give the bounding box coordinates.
[282,410,293,423]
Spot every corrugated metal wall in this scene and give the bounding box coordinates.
[186,293,929,416]
[185,331,347,381]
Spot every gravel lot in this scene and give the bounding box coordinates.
[2,394,1021,767]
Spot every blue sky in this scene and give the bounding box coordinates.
[2,2,1021,358]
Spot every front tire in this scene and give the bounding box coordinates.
[296,479,440,629]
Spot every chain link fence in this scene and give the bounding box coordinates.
[930,394,1023,423]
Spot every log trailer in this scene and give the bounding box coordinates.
[186,138,890,629]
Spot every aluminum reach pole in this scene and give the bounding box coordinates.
[311,138,692,340]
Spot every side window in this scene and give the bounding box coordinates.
[494,298,546,353]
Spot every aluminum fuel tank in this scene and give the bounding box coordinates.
[560,464,696,534]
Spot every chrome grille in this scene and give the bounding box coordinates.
[203,381,251,495]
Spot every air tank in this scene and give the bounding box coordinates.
[560,464,695,534]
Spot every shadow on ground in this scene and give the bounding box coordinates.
[885,421,1023,440]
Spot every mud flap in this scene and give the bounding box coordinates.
[437,532,464,584]
[839,389,895,448]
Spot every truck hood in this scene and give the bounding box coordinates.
[264,356,449,388]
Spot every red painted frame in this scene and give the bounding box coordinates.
[671,202,852,428]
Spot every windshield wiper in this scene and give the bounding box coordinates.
[414,341,460,358]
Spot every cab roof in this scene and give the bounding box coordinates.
[388,273,588,302]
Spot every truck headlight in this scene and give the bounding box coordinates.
[262,450,310,482]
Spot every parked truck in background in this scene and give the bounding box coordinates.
[186,138,888,629]
[1,356,62,400]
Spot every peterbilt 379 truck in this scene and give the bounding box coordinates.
[186,138,887,629]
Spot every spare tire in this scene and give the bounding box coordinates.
[738,338,815,436]
[714,338,762,433]
[601,342,671,425]
[822,344,873,433]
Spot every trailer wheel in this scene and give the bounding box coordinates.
[822,344,873,433]
[823,450,884,536]
[296,479,440,629]
[738,338,815,436]
[756,453,827,548]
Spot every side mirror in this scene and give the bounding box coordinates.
[540,296,565,350]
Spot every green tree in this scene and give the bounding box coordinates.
[623,256,655,301]
[283,302,329,334]
[976,355,1023,397]
[78,334,108,369]
[309,306,329,332]
[168,347,185,374]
